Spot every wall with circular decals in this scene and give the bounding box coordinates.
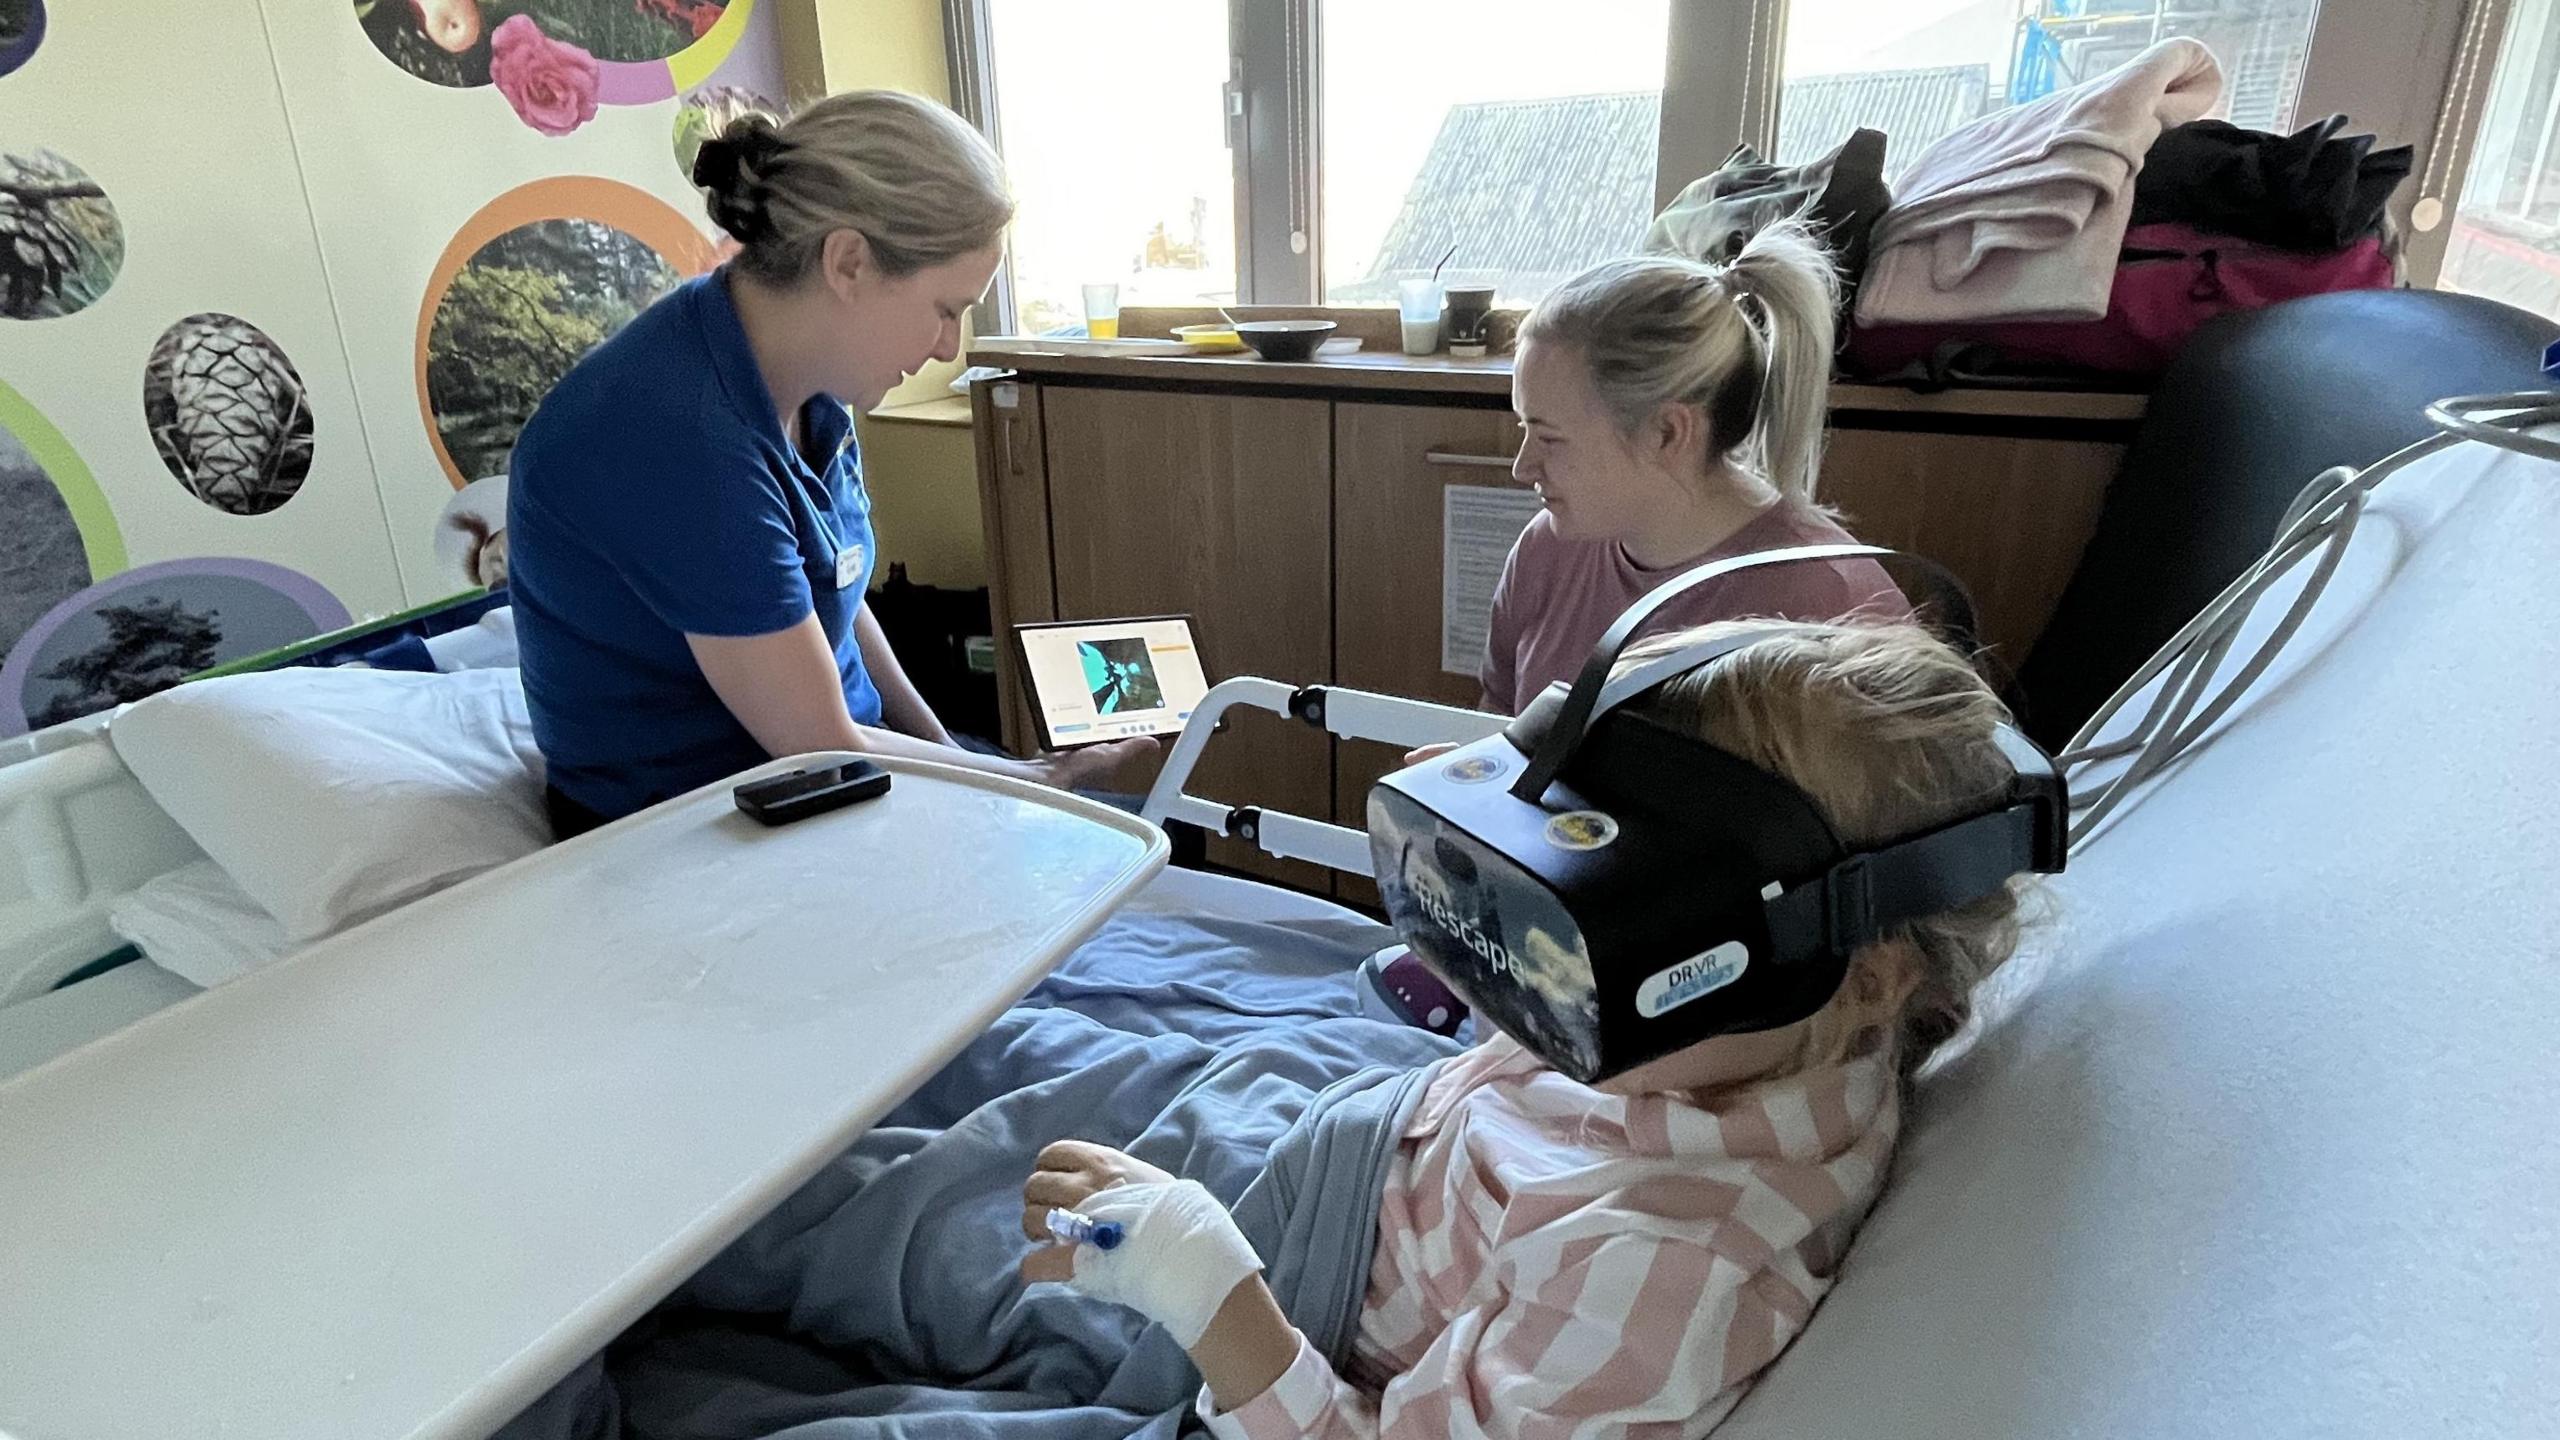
[355,0,755,134]
[144,314,317,516]
[0,147,122,320]
[416,176,716,488]
[0,0,784,734]
[1,559,351,735]
[0,0,45,79]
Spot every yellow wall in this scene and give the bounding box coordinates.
[858,416,988,589]
[803,0,989,589]
[775,0,830,102]
[811,0,966,410]
[812,0,949,95]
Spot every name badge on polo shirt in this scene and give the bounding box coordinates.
[834,542,866,592]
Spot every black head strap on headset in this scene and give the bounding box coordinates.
[1508,544,1981,801]
[1761,721,2067,960]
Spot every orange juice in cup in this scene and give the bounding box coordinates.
[1082,283,1121,340]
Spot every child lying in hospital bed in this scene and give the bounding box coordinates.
[498,618,2029,1440]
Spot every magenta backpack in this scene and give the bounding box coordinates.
[1846,222,2399,379]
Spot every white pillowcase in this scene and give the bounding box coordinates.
[424,606,519,672]
[107,859,290,988]
[110,667,549,944]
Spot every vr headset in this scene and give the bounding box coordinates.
[1368,546,2066,1084]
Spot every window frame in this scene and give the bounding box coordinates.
[1232,0,1321,305]
[2457,0,2558,225]
[950,0,2531,333]
[939,0,1018,330]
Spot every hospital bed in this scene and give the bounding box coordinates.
[0,597,1476,1083]
[0,595,523,1078]
[6,405,2557,1436]
[0,599,1489,1440]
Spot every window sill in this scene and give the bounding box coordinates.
[863,396,975,429]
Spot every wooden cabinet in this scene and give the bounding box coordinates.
[1332,400,1525,705]
[970,347,2138,902]
[1332,400,1523,902]
[1819,427,2117,667]
[1040,386,1335,888]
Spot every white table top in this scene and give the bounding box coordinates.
[0,755,1167,1440]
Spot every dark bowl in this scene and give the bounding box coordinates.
[1235,319,1337,362]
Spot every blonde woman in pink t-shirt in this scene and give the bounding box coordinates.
[1482,223,1908,717]
[1027,620,2030,1440]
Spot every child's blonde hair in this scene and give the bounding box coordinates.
[697,90,1013,286]
[1621,619,2026,1080]
[1517,222,1838,504]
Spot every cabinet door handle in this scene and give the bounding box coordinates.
[1423,449,1517,469]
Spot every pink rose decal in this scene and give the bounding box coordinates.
[489,15,599,138]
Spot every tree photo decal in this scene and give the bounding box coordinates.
[29,598,221,730]
[0,421,87,659]
[2,563,349,735]
[425,216,680,482]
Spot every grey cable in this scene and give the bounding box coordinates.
[2426,391,2560,464]
[2061,392,2560,850]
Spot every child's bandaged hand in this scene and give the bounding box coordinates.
[1019,1141,1262,1349]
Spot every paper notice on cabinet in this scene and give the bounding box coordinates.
[1442,485,1545,677]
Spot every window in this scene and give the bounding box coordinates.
[1776,0,2326,177]
[2442,0,2560,319]
[1318,0,1671,306]
[956,0,2494,323]
[962,0,1672,323]
[984,0,1237,335]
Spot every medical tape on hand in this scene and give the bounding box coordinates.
[1061,1179,1263,1348]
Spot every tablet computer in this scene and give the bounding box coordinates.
[1014,615,1212,750]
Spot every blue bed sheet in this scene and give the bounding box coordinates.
[500,912,1462,1440]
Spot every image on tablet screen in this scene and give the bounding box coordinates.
[1079,637,1165,714]
[1021,617,1210,746]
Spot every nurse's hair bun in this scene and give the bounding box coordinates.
[697,90,1014,287]
[693,113,791,245]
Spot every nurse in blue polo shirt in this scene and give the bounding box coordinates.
[508,91,1149,837]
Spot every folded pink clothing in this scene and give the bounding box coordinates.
[1858,38,2224,327]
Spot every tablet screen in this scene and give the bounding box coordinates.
[1016,617,1212,748]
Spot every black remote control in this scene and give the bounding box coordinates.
[733,760,892,826]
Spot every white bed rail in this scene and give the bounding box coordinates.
[0,729,203,1005]
[1140,678,1507,877]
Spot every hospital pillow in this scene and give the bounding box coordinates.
[107,859,292,988]
[110,668,549,944]
[422,606,519,672]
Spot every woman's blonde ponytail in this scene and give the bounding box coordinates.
[1719,223,1839,504]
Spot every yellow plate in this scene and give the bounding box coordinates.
[1172,324,1247,353]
